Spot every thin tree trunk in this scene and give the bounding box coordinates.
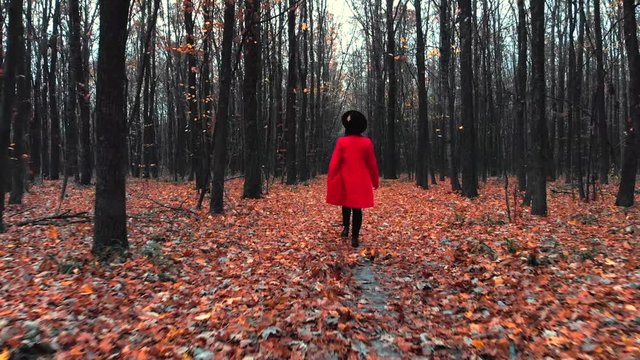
[285,0,298,185]
[441,0,460,191]
[9,11,29,204]
[183,0,200,184]
[49,0,62,180]
[415,0,429,189]
[243,0,263,197]
[210,0,235,213]
[515,0,527,192]
[373,0,384,172]
[384,0,398,179]
[65,0,81,183]
[529,0,548,215]
[615,0,640,207]
[458,0,477,197]
[575,0,585,199]
[26,0,40,181]
[69,0,92,185]
[297,0,309,182]
[593,0,609,184]
[0,0,24,232]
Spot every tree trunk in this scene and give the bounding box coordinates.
[529,0,548,215]
[515,0,527,191]
[615,0,640,207]
[440,0,460,191]
[26,0,39,182]
[297,0,309,182]
[575,0,585,199]
[557,12,567,178]
[458,0,477,197]
[183,0,200,185]
[48,0,61,180]
[285,0,298,185]
[384,0,398,179]
[415,0,429,189]
[65,0,80,183]
[69,0,92,185]
[9,10,29,205]
[0,0,23,232]
[373,0,385,172]
[93,0,130,257]
[274,2,285,178]
[210,0,235,213]
[243,0,263,197]
[197,1,213,201]
[593,0,609,184]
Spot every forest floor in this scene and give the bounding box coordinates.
[0,177,639,359]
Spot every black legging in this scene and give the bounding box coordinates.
[342,207,362,237]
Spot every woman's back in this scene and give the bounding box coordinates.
[327,134,378,209]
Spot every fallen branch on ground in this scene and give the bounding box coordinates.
[17,211,91,226]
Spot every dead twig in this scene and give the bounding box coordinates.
[8,206,37,218]
[17,211,91,226]
[148,198,199,216]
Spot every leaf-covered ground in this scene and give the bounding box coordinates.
[0,177,638,359]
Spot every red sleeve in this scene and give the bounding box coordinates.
[366,139,379,188]
[328,138,343,178]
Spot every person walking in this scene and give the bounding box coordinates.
[326,110,379,248]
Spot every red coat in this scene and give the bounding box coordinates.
[326,135,379,208]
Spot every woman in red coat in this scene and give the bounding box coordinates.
[326,110,379,247]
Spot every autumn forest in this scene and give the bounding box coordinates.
[0,0,639,358]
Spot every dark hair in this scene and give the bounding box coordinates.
[341,110,367,135]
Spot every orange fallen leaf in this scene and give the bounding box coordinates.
[48,226,59,240]
[79,284,94,295]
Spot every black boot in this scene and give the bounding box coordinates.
[341,227,349,238]
[341,207,351,238]
[351,209,362,248]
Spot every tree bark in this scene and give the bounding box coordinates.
[183,0,200,185]
[529,0,548,215]
[440,0,460,191]
[9,9,29,204]
[48,0,62,180]
[69,0,92,185]
[615,0,640,207]
[515,0,527,191]
[210,0,235,213]
[0,0,23,232]
[285,0,298,185]
[297,0,309,182]
[373,0,385,172]
[593,0,609,184]
[415,0,429,189]
[93,0,130,257]
[26,0,39,182]
[65,0,80,183]
[458,0,477,197]
[243,0,263,197]
[384,0,398,179]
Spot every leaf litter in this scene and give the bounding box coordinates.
[0,177,638,358]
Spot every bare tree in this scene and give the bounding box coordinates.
[93,0,130,257]
[615,0,640,207]
[210,0,236,213]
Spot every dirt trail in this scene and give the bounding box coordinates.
[350,260,402,358]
